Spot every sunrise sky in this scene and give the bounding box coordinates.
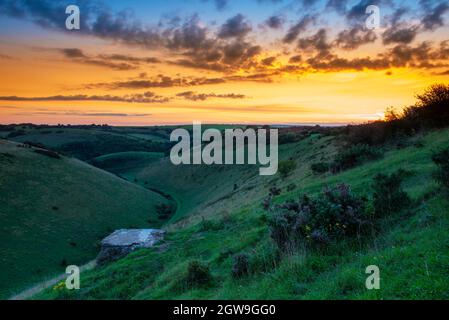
[0,0,448,125]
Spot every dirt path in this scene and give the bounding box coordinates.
[9,260,97,300]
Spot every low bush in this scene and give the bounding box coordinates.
[331,144,382,172]
[199,218,224,232]
[155,203,174,220]
[232,254,250,278]
[268,184,370,253]
[311,162,330,174]
[278,159,297,178]
[432,148,449,189]
[269,186,282,196]
[372,170,410,217]
[262,197,272,211]
[183,260,212,288]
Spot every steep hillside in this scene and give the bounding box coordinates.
[0,140,172,298]
[88,151,164,178]
[36,127,449,300]
[136,133,336,224]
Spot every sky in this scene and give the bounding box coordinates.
[0,0,448,125]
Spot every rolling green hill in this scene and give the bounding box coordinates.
[89,151,164,178]
[2,125,172,161]
[35,127,449,300]
[0,140,172,299]
[135,133,335,223]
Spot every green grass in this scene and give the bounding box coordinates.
[35,127,449,300]
[6,126,171,161]
[0,140,172,299]
[89,151,164,177]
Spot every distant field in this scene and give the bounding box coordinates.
[0,140,171,299]
[2,126,172,161]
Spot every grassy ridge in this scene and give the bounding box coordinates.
[0,140,171,299]
[36,127,449,300]
[89,151,164,177]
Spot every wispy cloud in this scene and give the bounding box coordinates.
[0,92,170,104]
[54,48,160,71]
[176,91,247,101]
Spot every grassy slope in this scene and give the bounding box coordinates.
[37,127,449,300]
[136,133,333,224]
[89,152,164,178]
[0,140,171,299]
[7,127,170,161]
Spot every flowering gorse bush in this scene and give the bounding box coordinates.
[268,184,371,253]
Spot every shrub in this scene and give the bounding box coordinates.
[372,170,410,217]
[155,203,174,220]
[199,218,224,231]
[403,83,449,128]
[287,183,297,192]
[432,148,449,189]
[232,254,250,278]
[262,197,272,211]
[184,260,212,288]
[311,162,330,174]
[268,184,369,253]
[278,159,297,178]
[279,132,301,144]
[269,186,282,196]
[332,144,382,172]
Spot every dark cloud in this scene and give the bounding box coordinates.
[0,0,447,80]
[85,72,276,91]
[421,1,449,30]
[345,0,390,25]
[56,48,160,70]
[85,75,226,90]
[57,48,136,70]
[176,91,246,101]
[298,29,331,56]
[289,55,302,63]
[265,15,285,29]
[261,56,277,66]
[59,48,86,58]
[0,92,170,104]
[166,15,212,51]
[97,54,161,64]
[435,69,449,75]
[389,7,409,26]
[335,26,377,50]
[382,25,419,45]
[283,15,316,44]
[0,0,163,48]
[282,39,449,74]
[218,14,252,39]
